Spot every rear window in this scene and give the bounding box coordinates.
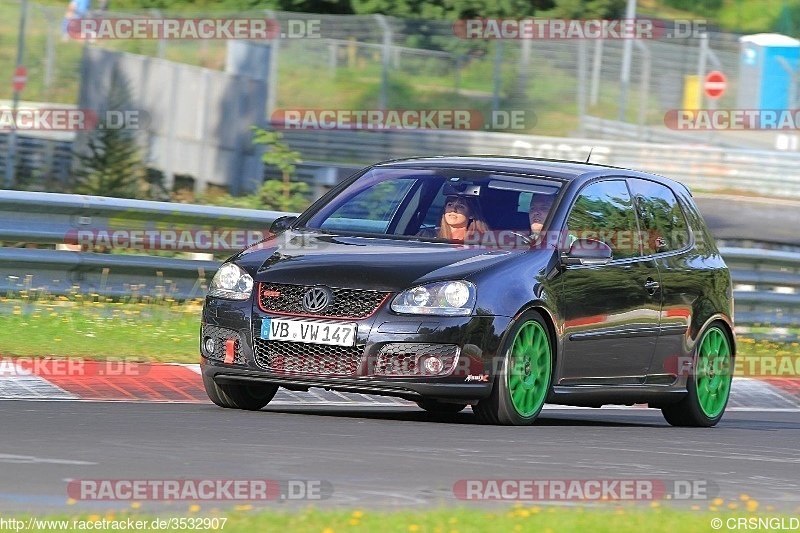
[628,179,691,254]
[565,179,641,260]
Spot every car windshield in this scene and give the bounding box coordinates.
[299,167,563,244]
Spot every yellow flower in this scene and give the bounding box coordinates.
[650,502,660,508]
[189,504,200,512]
[234,504,252,511]
[408,526,420,532]
[712,498,724,506]
[448,517,457,524]
[747,500,759,512]
[690,505,700,511]
[131,502,141,509]
[709,506,718,512]
[348,519,359,526]
[322,528,335,533]
[66,498,76,505]
[728,503,738,509]
[352,511,364,519]
[739,494,750,501]
[88,515,100,522]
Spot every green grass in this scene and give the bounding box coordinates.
[11,506,798,533]
[0,295,200,362]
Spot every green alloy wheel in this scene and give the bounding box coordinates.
[662,324,732,427]
[474,311,553,425]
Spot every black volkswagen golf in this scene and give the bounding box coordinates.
[200,156,734,426]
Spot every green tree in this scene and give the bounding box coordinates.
[200,180,311,212]
[252,127,303,199]
[72,66,153,199]
[541,0,626,18]
[351,0,555,19]
[200,128,310,212]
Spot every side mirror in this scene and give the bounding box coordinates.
[270,215,297,235]
[561,238,613,266]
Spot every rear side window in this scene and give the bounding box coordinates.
[566,179,641,260]
[628,179,691,254]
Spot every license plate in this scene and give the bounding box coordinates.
[260,318,357,347]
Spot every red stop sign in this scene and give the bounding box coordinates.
[704,70,726,99]
[12,65,26,93]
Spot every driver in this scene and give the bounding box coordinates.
[417,194,490,243]
[528,193,556,237]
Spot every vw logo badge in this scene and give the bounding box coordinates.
[302,286,332,313]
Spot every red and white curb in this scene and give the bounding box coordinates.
[0,361,408,405]
[0,359,798,409]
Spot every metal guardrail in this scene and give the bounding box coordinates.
[0,191,289,299]
[0,190,285,244]
[722,247,800,326]
[0,192,798,325]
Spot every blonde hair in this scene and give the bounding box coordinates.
[437,196,490,240]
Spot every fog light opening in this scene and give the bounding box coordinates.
[203,337,215,355]
[423,356,444,375]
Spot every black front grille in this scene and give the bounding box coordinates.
[253,336,364,376]
[259,282,389,319]
[201,324,245,365]
[372,343,460,376]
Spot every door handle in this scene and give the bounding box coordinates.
[644,278,660,295]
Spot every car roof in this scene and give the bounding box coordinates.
[372,155,684,189]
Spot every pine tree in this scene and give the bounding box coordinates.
[72,65,147,198]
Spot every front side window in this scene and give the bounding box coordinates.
[565,179,641,260]
[319,177,416,234]
[628,179,691,254]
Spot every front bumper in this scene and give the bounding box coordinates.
[200,299,512,402]
[203,365,494,402]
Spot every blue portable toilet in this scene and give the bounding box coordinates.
[737,33,800,110]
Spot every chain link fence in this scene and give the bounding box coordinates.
[1,0,752,139]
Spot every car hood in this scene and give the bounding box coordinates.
[233,230,519,292]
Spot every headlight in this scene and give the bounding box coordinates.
[208,263,253,300]
[391,281,476,316]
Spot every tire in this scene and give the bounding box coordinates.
[473,311,553,425]
[662,324,733,427]
[203,373,278,411]
[416,399,468,414]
